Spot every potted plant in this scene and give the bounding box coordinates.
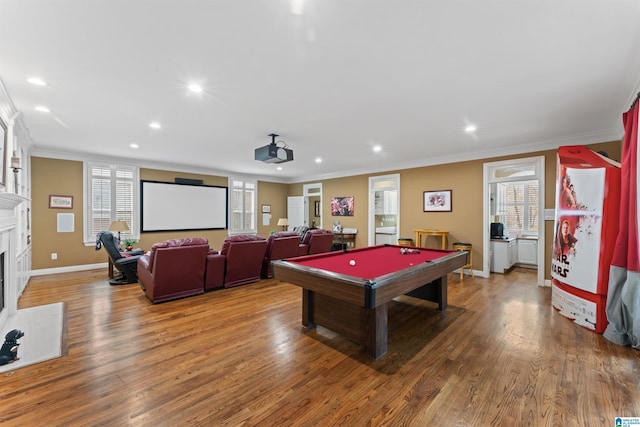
[121,239,138,252]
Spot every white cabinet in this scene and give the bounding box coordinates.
[490,239,516,273]
[517,239,538,265]
[375,191,397,214]
[383,191,397,214]
[375,233,396,245]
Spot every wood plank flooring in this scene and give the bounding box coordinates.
[0,268,638,426]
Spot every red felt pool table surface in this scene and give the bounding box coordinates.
[272,244,467,359]
[287,244,456,279]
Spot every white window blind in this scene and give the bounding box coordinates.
[502,180,538,235]
[229,178,256,234]
[85,162,139,243]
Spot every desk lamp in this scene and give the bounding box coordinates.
[277,218,289,231]
[109,221,129,243]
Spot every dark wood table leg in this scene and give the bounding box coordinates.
[366,304,388,359]
[302,289,316,328]
[405,276,448,311]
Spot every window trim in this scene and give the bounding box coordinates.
[228,177,257,235]
[83,162,140,245]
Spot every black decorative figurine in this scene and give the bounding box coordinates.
[0,329,24,365]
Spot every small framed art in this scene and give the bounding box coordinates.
[49,195,74,209]
[423,190,452,212]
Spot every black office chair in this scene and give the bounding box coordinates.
[96,231,143,285]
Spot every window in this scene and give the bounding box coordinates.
[84,162,139,243]
[497,180,538,235]
[229,178,256,234]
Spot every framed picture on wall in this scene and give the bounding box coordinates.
[423,190,452,212]
[314,200,321,217]
[261,204,271,213]
[331,196,354,216]
[49,195,74,209]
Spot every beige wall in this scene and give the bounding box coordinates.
[32,157,92,269]
[257,181,291,237]
[31,158,290,269]
[285,140,621,279]
[32,140,621,275]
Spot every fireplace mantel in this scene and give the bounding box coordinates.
[0,192,28,209]
[0,192,30,331]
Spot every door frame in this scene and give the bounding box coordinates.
[483,156,545,286]
[303,183,322,229]
[368,174,400,246]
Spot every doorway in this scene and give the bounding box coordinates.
[287,183,323,231]
[483,156,545,286]
[304,183,322,229]
[368,174,400,246]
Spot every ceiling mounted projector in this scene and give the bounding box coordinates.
[255,133,294,164]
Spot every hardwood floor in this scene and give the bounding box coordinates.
[1,267,638,426]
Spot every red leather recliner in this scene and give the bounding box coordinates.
[205,235,268,290]
[297,229,334,256]
[261,231,301,278]
[138,238,211,303]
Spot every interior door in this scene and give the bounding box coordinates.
[287,196,305,230]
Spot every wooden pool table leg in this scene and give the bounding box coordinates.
[302,288,389,359]
[366,304,388,359]
[302,289,316,328]
[405,276,448,311]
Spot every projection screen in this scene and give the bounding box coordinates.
[141,180,228,232]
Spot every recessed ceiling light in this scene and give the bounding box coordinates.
[464,124,477,133]
[276,166,283,171]
[315,157,322,163]
[188,84,203,93]
[27,77,47,86]
[149,122,161,129]
[373,145,382,153]
[129,143,139,148]
[35,105,50,113]
[291,0,304,15]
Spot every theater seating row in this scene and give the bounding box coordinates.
[137,229,334,303]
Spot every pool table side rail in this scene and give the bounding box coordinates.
[370,250,467,305]
[272,260,369,306]
[272,250,467,309]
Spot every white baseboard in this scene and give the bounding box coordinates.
[31,262,107,277]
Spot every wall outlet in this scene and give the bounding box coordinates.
[51,253,57,260]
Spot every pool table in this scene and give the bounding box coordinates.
[272,244,467,359]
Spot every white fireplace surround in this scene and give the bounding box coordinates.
[0,193,29,332]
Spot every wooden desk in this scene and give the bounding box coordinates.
[332,233,357,248]
[414,229,449,249]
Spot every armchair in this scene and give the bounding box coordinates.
[96,231,143,285]
[261,231,301,278]
[137,238,211,303]
[205,235,268,290]
[297,228,334,256]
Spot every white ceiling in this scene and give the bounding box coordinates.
[1,0,639,183]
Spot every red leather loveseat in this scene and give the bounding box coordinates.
[137,237,211,303]
[205,235,268,290]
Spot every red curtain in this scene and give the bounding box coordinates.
[603,99,640,348]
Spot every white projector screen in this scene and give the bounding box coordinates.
[141,181,228,232]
